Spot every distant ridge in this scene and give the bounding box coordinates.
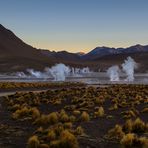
[83,44,148,60]
[0,24,148,72]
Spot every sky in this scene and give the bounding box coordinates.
[0,0,148,53]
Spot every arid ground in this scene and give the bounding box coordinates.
[0,82,147,148]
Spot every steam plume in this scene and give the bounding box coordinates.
[122,56,137,81]
[107,65,120,81]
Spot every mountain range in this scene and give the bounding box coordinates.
[0,24,148,73]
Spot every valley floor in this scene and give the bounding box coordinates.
[0,84,148,148]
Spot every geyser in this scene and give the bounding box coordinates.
[46,63,70,81]
[107,65,120,81]
[15,64,92,81]
[27,69,47,78]
[71,67,91,76]
[122,56,137,81]
[15,72,27,78]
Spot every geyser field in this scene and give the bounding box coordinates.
[0,57,148,148]
[0,57,147,84]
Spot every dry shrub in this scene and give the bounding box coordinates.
[48,112,58,124]
[12,106,29,119]
[47,130,56,141]
[12,106,40,120]
[60,113,69,123]
[121,133,148,148]
[75,126,84,135]
[34,114,49,126]
[108,124,125,139]
[132,118,146,133]
[64,122,73,129]
[123,119,133,133]
[30,107,40,119]
[60,130,79,148]
[27,135,40,148]
[95,106,105,117]
[54,124,64,137]
[34,112,58,125]
[80,111,90,122]
[109,104,118,111]
[95,96,105,104]
[120,133,136,146]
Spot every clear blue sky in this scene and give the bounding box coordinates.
[0,0,148,53]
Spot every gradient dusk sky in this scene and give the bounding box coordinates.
[0,0,148,53]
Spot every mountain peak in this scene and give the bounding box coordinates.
[76,52,85,56]
[0,24,8,32]
[0,24,5,28]
[129,44,143,48]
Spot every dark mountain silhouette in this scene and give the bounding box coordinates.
[0,24,148,72]
[0,24,82,72]
[83,44,148,60]
[40,50,81,61]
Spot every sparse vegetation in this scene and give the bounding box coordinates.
[1,84,148,147]
[27,135,40,148]
[80,111,90,122]
[95,106,105,117]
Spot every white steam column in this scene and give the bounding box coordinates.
[48,63,70,81]
[107,65,120,81]
[122,56,137,81]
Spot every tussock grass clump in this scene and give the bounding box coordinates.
[35,112,58,126]
[59,130,79,148]
[27,135,40,148]
[95,106,105,117]
[121,133,148,148]
[109,104,118,111]
[49,130,79,148]
[122,110,136,119]
[95,96,105,104]
[64,122,73,129]
[30,107,40,119]
[47,130,56,141]
[12,106,40,120]
[132,118,146,133]
[34,114,49,126]
[54,124,64,136]
[122,118,147,134]
[108,124,125,139]
[80,111,90,122]
[75,126,84,135]
[120,133,135,146]
[12,106,29,119]
[59,110,69,122]
[138,137,148,148]
[48,112,58,124]
[60,113,69,123]
[122,119,133,133]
